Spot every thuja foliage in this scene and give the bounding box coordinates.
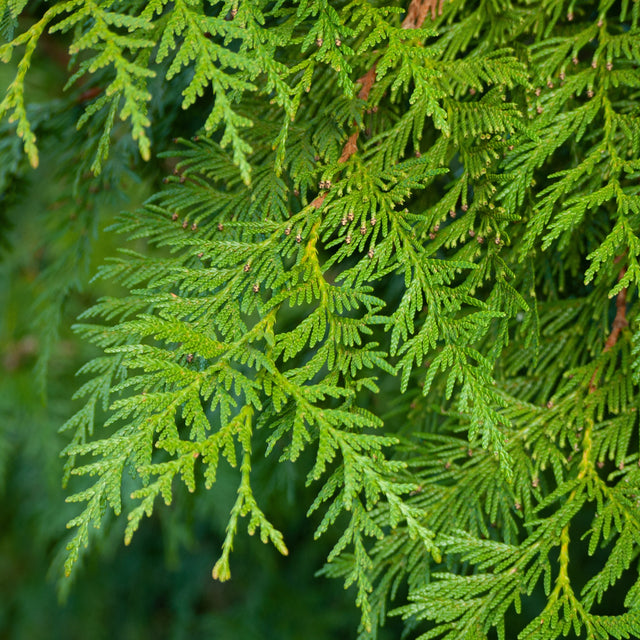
[3,0,640,637]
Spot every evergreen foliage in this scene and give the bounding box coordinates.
[2,0,640,637]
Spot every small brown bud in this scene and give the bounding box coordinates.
[285,227,291,235]
[534,87,541,96]
[187,354,194,363]
[217,222,224,231]
[567,12,573,21]
[316,37,323,47]
[429,232,436,240]
[461,204,468,212]
[536,105,543,114]
[335,38,341,47]
[494,236,501,245]
[360,225,367,235]
[572,56,579,65]
[345,235,351,244]
[559,70,566,80]
[468,229,475,237]
[415,150,421,158]
[341,217,347,226]
[477,236,484,243]
[597,18,604,27]
[469,87,476,95]
[172,212,179,221]
[296,233,302,243]
[191,222,197,231]
[547,80,554,88]
[591,59,598,68]
[182,220,188,229]
[347,210,354,221]
[547,400,554,409]
[587,89,594,98]
[243,263,251,272]
[606,61,613,71]
[370,217,376,226]
[293,188,300,196]
[367,248,374,259]
[180,175,186,183]
[253,283,260,293]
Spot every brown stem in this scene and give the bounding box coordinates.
[338,132,360,164]
[311,192,328,209]
[589,263,628,393]
[336,0,441,166]
[603,266,628,352]
[356,66,377,101]
[401,0,446,28]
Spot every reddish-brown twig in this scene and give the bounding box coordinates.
[336,0,441,166]
[603,266,628,353]
[589,262,628,393]
[311,192,328,209]
[401,0,446,28]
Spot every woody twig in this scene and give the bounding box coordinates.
[333,0,441,169]
[589,259,628,393]
[603,266,628,353]
[401,0,446,28]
